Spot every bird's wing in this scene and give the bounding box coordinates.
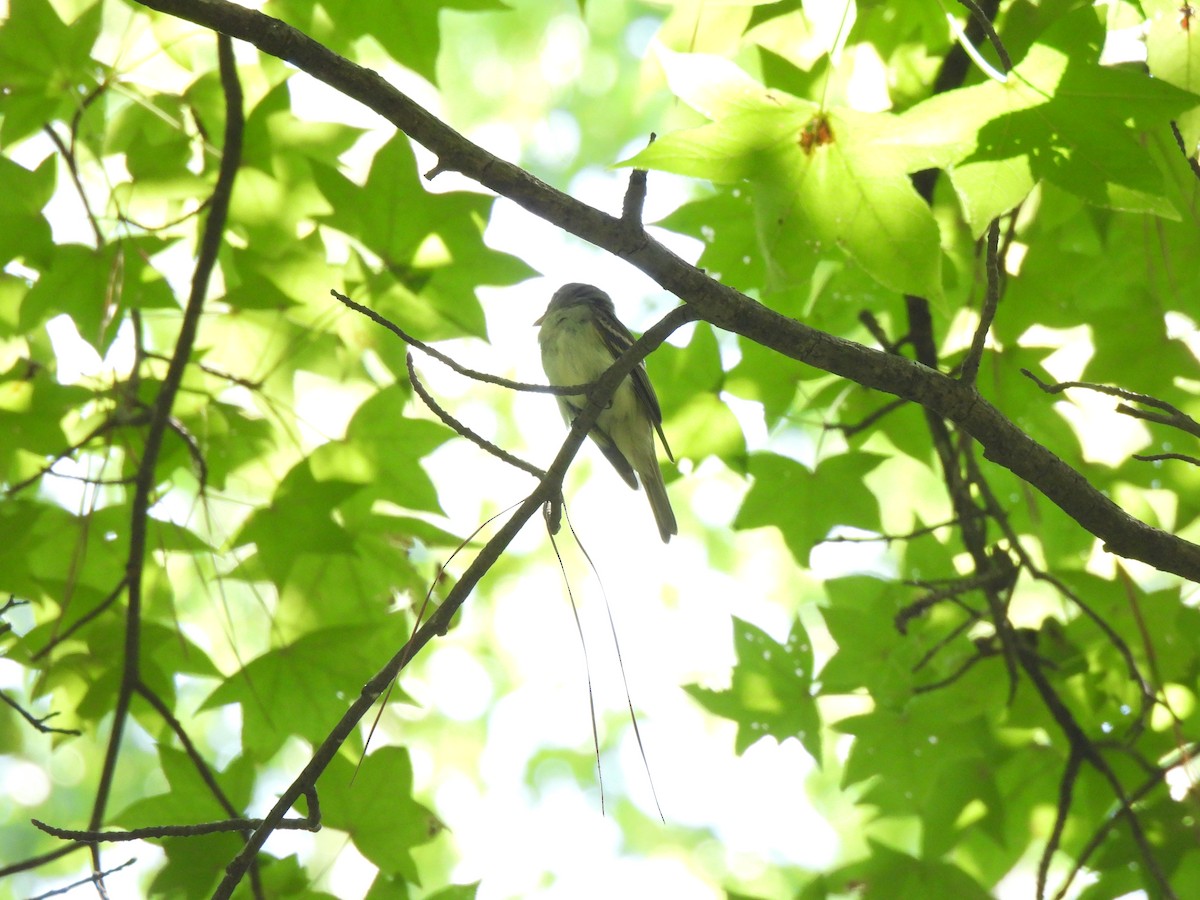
[590,312,675,462]
[561,397,638,489]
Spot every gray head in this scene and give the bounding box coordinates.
[545,283,616,317]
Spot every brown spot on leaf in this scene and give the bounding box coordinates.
[799,114,835,155]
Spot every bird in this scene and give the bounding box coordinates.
[535,283,677,543]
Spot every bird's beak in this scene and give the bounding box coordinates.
[533,312,545,326]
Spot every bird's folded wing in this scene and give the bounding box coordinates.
[590,311,674,462]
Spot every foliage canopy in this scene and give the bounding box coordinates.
[2,0,1200,898]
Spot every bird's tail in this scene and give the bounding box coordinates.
[640,465,677,543]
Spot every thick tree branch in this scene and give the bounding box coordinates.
[129,0,1200,584]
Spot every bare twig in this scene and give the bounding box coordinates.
[0,844,87,878]
[1021,370,1200,439]
[895,561,1015,635]
[406,353,546,479]
[28,857,135,900]
[1050,743,1200,900]
[954,0,1013,72]
[621,133,654,223]
[857,310,900,353]
[135,685,245,822]
[1038,748,1082,899]
[1134,452,1200,466]
[33,815,318,842]
[42,123,104,249]
[817,514,972,545]
[1016,641,1177,899]
[1171,121,1200,181]
[333,289,586,396]
[0,691,81,736]
[961,219,1001,385]
[4,419,121,499]
[827,396,909,437]
[912,646,991,692]
[32,579,128,661]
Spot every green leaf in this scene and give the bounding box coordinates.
[268,0,508,85]
[0,0,104,144]
[627,52,943,298]
[1146,0,1200,151]
[117,751,254,897]
[735,452,885,562]
[726,336,808,426]
[422,884,480,900]
[686,616,822,761]
[151,834,243,898]
[655,187,766,293]
[817,576,921,707]
[823,842,993,898]
[200,622,410,759]
[233,460,362,584]
[115,746,254,828]
[652,323,747,469]
[311,385,455,515]
[316,136,535,340]
[0,155,55,268]
[892,7,1198,233]
[224,235,338,311]
[254,855,341,899]
[0,366,89,483]
[322,746,442,882]
[19,237,175,349]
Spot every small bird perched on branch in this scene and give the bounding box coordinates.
[535,283,677,543]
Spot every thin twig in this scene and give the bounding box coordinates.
[3,419,121,499]
[32,579,128,661]
[135,684,243,820]
[1050,743,1200,900]
[1021,370,1200,439]
[961,219,1001,385]
[1171,121,1200,181]
[954,0,1012,72]
[962,446,1156,737]
[621,133,654,223]
[33,816,318,842]
[28,857,136,900]
[406,353,545,479]
[1134,452,1200,466]
[42,124,104,248]
[0,691,81,736]
[0,844,87,878]
[857,310,901,353]
[818,513,976,546]
[1038,748,1082,899]
[333,289,584,395]
[827,396,908,437]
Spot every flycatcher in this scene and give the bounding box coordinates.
[535,283,677,543]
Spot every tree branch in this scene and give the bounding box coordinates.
[211,303,699,897]
[127,0,1200,583]
[83,26,245,892]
